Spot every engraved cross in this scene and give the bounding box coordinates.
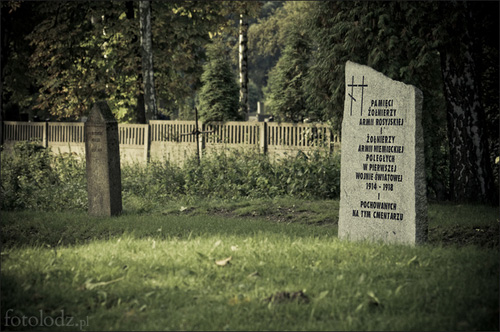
[347,76,368,116]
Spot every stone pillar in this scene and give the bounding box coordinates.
[43,121,49,148]
[144,123,150,163]
[259,122,268,154]
[85,101,122,217]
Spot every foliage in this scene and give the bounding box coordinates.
[3,1,496,202]
[1,2,42,119]
[0,141,86,211]
[304,1,451,199]
[20,2,140,121]
[1,141,55,210]
[247,1,464,200]
[197,39,241,123]
[1,146,340,212]
[264,29,312,122]
[120,159,186,212]
[3,1,235,121]
[303,1,498,202]
[248,1,307,60]
[247,79,262,114]
[121,149,340,205]
[251,2,450,196]
[248,1,310,111]
[151,2,233,118]
[182,149,340,201]
[25,3,97,118]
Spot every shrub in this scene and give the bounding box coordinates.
[51,151,87,210]
[0,141,86,211]
[181,149,340,200]
[1,143,340,211]
[121,159,185,209]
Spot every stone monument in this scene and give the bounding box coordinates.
[338,61,427,245]
[85,101,122,216]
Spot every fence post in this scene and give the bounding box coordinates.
[144,123,151,163]
[199,122,206,160]
[43,121,49,148]
[259,122,268,154]
[0,116,3,148]
[326,126,331,155]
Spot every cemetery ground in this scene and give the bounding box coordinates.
[1,199,499,331]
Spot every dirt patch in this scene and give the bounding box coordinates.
[163,204,497,247]
[264,291,310,304]
[428,224,499,248]
[207,207,237,218]
[265,211,336,225]
[232,206,338,225]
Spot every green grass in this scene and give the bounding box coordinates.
[1,201,499,331]
[427,203,500,247]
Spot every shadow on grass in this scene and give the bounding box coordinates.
[1,204,499,331]
[0,210,338,249]
[1,202,498,249]
[0,267,196,331]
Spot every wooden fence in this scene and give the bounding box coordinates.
[1,120,340,164]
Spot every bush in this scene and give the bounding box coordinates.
[0,141,86,211]
[51,151,87,210]
[1,143,340,211]
[121,159,185,211]
[182,149,340,200]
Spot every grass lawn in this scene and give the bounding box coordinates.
[1,199,498,331]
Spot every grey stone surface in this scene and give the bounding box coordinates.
[338,61,427,245]
[85,101,122,216]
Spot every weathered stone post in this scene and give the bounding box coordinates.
[259,122,268,154]
[85,101,122,216]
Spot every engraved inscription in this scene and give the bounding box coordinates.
[350,90,405,221]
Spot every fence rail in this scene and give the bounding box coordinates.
[48,122,85,143]
[3,121,46,142]
[119,124,147,145]
[149,120,199,143]
[2,120,340,164]
[205,122,260,145]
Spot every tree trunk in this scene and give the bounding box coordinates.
[124,1,147,123]
[139,0,157,121]
[239,13,249,120]
[135,93,146,124]
[439,6,494,203]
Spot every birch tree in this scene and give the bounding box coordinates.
[436,2,495,203]
[221,2,260,119]
[139,0,157,121]
[7,1,232,122]
[238,11,249,119]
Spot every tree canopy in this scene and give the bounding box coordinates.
[248,1,498,203]
[2,1,234,121]
[1,1,498,203]
[264,29,311,122]
[197,39,240,123]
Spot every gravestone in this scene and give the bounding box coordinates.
[85,101,122,216]
[338,61,427,245]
